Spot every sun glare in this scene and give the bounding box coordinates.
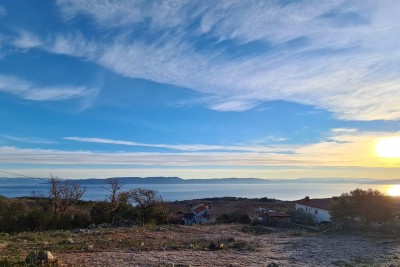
[375,137,400,158]
[387,185,400,196]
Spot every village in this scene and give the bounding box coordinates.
[2,191,400,267]
[168,192,399,229]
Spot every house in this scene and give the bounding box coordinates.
[191,204,211,224]
[295,196,332,223]
[180,203,212,225]
[258,209,291,223]
[181,212,196,225]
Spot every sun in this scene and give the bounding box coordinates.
[387,185,400,196]
[375,137,400,158]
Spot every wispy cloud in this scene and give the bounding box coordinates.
[63,136,292,153]
[12,31,42,49]
[243,136,288,146]
[0,135,57,145]
[0,131,398,168]
[0,74,96,102]
[8,1,400,121]
[332,128,358,133]
[0,5,6,17]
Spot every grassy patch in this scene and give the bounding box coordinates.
[285,229,317,237]
[331,256,375,267]
[241,225,273,235]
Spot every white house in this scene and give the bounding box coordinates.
[191,204,211,223]
[295,197,331,223]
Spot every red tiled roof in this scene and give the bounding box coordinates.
[265,211,291,217]
[193,205,208,214]
[295,198,331,210]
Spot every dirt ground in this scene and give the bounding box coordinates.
[54,224,400,267]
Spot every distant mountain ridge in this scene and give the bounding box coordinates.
[1,177,399,185]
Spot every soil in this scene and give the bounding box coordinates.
[55,224,400,267]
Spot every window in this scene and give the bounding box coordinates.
[315,209,318,214]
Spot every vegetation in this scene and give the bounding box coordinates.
[216,212,251,224]
[287,208,314,225]
[48,176,86,214]
[241,225,273,235]
[0,178,168,233]
[330,188,394,224]
[126,188,169,225]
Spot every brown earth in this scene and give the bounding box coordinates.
[54,224,400,267]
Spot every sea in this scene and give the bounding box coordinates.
[0,179,393,201]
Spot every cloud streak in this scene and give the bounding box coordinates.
[0,74,97,102]
[63,136,293,152]
[0,131,398,168]
[6,1,400,120]
[0,135,57,145]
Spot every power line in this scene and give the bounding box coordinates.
[0,170,42,179]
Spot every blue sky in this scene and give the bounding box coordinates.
[0,0,399,179]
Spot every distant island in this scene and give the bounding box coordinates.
[0,176,399,185]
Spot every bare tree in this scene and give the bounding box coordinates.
[48,175,86,213]
[102,178,123,203]
[127,188,166,225]
[101,178,130,223]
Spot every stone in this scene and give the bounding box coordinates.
[67,238,75,244]
[74,228,85,234]
[267,263,279,267]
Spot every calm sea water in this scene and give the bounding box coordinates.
[0,180,392,201]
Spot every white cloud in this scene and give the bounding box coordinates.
[0,135,57,145]
[0,74,97,101]
[331,128,358,133]
[12,31,42,49]
[9,1,400,120]
[0,131,398,168]
[63,136,293,153]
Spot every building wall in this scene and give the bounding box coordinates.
[194,209,211,223]
[295,203,331,223]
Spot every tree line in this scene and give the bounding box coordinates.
[0,177,168,232]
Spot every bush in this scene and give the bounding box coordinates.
[330,188,394,224]
[241,225,273,235]
[90,201,138,225]
[288,209,314,225]
[91,202,113,224]
[216,212,251,224]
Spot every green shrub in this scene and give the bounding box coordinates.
[216,213,251,224]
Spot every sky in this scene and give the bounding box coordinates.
[0,0,399,179]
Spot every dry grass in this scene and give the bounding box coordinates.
[1,224,400,266]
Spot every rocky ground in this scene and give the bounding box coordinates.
[2,224,398,267]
